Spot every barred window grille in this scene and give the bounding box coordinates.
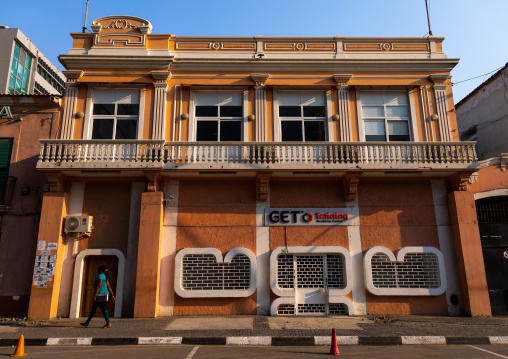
[277,304,295,315]
[277,254,294,289]
[476,197,508,224]
[182,254,250,291]
[326,255,345,289]
[329,304,348,315]
[297,255,324,288]
[371,253,441,289]
[298,303,326,314]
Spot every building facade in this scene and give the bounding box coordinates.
[456,63,508,316]
[27,16,491,319]
[0,94,61,316]
[0,26,66,95]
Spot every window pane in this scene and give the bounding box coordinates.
[93,104,115,115]
[281,121,303,141]
[116,120,138,139]
[196,121,218,141]
[386,106,409,117]
[22,68,29,84]
[279,106,301,117]
[10,59,18,74]
[196,106,218,117]
[303,106,326,117]
[13,43,21,60]
[304,121,326,141]
[365,120,386,142]
[25,54,32,69]
[117,104,139,116]
[388,121,410,141]
[15,79,22,93]
[92,118,114,139]
[220,106,242,117]
[17,63,23,78]
[8,75,15,89]
[220,121,242,141]
[362,106,384,117]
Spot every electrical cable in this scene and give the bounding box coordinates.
[452,66,504,86]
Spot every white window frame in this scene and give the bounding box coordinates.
[189,87,249,142]
[273,89,333,142]
[83,85,146,140]
[355,88,419,142]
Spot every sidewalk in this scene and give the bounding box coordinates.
[1,315,508,346]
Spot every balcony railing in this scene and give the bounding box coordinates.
[37,140,478,171]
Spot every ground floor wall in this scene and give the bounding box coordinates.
[24,176,494,318]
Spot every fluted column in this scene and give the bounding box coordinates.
[334,74,353,142]
[60,71,83,140]
[251,74,269,141]
[151,71,171,140]
[430,74,452,142]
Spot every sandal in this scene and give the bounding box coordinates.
[80,323,88,328]
[102,323,111,329]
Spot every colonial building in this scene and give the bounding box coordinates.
[27,16,489,319]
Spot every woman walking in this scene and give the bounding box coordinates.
[80,265,115,328]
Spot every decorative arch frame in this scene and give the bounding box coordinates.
[69,249,125,318]
[474,189,508,200]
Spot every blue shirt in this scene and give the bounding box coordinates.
[94,273,108,295]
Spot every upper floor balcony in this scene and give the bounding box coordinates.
[37,140,479,173]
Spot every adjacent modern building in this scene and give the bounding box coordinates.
[0,26,66,95]
[22,16,497,319]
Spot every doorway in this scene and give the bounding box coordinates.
[80,255,118,317]
[476,196,508,316]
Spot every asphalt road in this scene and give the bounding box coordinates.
[1,345,508,358]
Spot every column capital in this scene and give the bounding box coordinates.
[449,171,478,192]
[62,70,84,84]
[333,74,353,88]
[256,172,271,202]
[429,74,451,86]
[251,73,270,89]
[151,71,172,85]
[45,173,67,193]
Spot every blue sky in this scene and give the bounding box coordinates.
[1,0,507,103]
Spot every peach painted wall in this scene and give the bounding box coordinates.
[359,180,447,315]
[470,165,508,194]
[175,180,257,314]
[0,96,60,316]
[81,182,132,253]
[270,179,346,208]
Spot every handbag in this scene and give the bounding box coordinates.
[95,294,108,302]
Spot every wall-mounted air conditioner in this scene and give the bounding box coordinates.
[64,215,93,234]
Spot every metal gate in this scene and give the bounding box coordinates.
[476,196,508,316]
[277,253,347,315]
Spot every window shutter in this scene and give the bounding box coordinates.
[0,139,13,177]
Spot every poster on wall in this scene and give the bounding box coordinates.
[32,253,57,288]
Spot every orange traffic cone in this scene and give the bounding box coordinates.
[330,328,340,356]
[10,335,27,357]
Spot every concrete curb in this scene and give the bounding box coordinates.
[0,336,507,347]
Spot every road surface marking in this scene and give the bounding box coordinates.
[468,345,508,358]
[186,346,199,359]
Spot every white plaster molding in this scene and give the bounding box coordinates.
[474,188,508,200]
[256,180,271,315]
[269,295,355,316]
[270,246,353,297]
[363,246,447,296]
[326,90,334,142]
[174,247,257,298]
[478,153,508,170]
[336,86,352,142]
[69,249,125,318]
[91,16,152,34]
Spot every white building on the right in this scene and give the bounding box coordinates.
[456,63,508,160]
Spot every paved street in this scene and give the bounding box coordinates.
[1,345,508,358]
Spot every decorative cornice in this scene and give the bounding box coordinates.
[478,153,508,171]
[344,172,362,201]
[251,73,270,89]
[333,74,353,88]
[91,16,153,34]
[257,173,271,202]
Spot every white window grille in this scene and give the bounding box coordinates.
[175,247,257,298]
[364,246,447,296]
[329,303,349,315]
[276,304,295,315]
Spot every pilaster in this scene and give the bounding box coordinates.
[151,71,171,140]
[430,74,452,142]
[251,74,270,141]
[60,71,83,140]
[334,74,353,142]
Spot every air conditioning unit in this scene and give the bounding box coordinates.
[65,215,93,233]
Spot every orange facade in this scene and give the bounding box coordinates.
[20,15,502,319]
